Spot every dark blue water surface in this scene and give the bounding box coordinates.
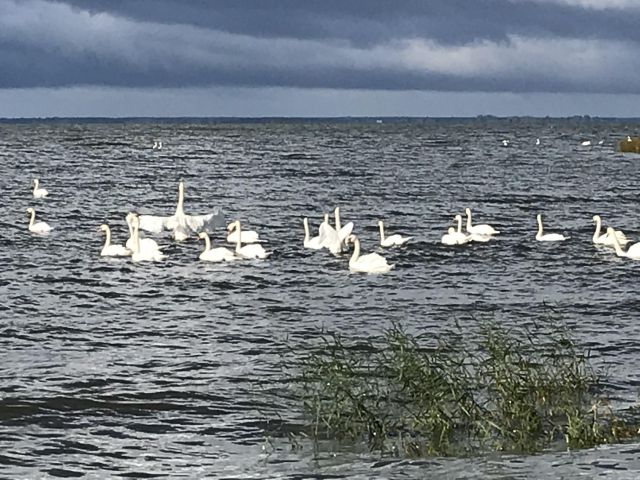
[2,118,640,478]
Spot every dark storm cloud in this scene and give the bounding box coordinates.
[1,0,639,93]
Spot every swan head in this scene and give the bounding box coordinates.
[536,213,543,222]
[592,215,600,223]
[377,220,383,227]
[226,221,238,232]
[31,178,38,187]
[198,231,208,240]
[99,224,109,233]
[345,234,357,244]
[464,208,471,215]
[454,214,462,222]
[323,213,329,223]
[606,227,616,236]
[26,207,34,215]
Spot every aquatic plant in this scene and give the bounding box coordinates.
[290,320,638,457]
[619,137,640,153]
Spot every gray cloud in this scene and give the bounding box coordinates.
[1,0,639,93]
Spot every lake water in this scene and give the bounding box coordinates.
[2,118,640,478]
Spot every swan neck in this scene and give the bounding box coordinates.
[234,221,242,252]
[33,179,39,191]
[28,210,35,228]
[378,222,385,242]
[593,217,601,241]
[457,216,462,234]
[610,230,624,255]
[466,211,472,231]
[537,216,543,237]
[334,208,341,231]
[303,218,310,242]
[103,227,111,248]
[202,233,211,252]
[132,219,141,253]
[350,237,360,263]
[176,181,185,215]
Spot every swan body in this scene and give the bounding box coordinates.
[227,221,260,244]
[26,207,52,234]
[126,213,161,252]
[99,224,131,256]
[198,232,237,262]
[231,221,270,259]
[138,180,225,235]
[465,208,499,236]
[346,235,393,274]
[441,227,470,245]
[592,215,628,247]
[130,215,165,262]
[609,227,640,259]
[32,179,48,198]
[536,214,568,242]
[172,225,190,242]
[378,220,411,247]
[581,140,591,146]
[303,217,323,250]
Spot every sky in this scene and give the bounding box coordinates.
[1,0,640,118]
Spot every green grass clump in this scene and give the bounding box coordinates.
[291,320,638,457]
[619,137,640,153]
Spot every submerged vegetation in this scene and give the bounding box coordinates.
[619,137,640,153]
[290,320,638,457]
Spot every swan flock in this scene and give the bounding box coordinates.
[25,175,640,271]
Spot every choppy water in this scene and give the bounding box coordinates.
[2,118,640,478]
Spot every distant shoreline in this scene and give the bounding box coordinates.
[1,115,640,124]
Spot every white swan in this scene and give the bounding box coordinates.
[346,234,393,274]
[130,215,165,262]
[536,214,568,242]
[581,140,591,146]
[227,221,260,244]
[198,232,237,262]
[138,179,225,236]
[126,213,161,252]
[99,224,131,257]
[319,207,353,254]
[231,220,270,259]
[32,179,48,198]
[627,136,632,142]
[609,227,640,260]
[378,220,411,247]
[465,208,499,236]
[592,215,628,247]
[303,217,323,250]
[442,227,466,245]
[535,138,540,146]
[441,215,473,245]
[26,207,52,234]
[502,139,509,147]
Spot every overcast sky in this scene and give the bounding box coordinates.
[1,0,639,117]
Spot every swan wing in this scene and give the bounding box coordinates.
[319,222,339,247]
[337,222,354,242]
[185,209,225,233]
[138,215,169,234]
[305,236,324,249]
